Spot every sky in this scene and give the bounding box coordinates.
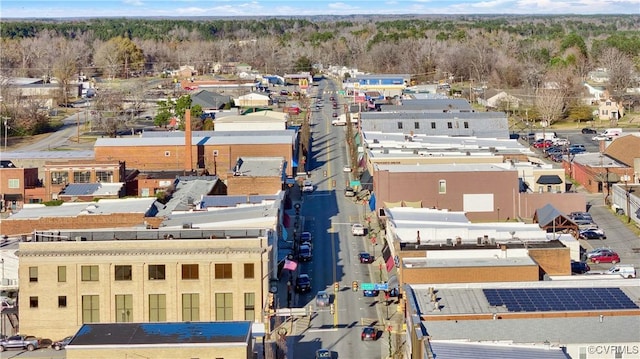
[0,0,638,18]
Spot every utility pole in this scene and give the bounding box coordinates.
[1,116,10,151]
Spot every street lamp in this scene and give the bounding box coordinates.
[1,117,9,151]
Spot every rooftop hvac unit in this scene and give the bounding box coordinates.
[446,238,453,246]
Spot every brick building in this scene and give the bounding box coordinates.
[0,160,40,212]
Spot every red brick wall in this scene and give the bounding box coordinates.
[402,265,539,284]
[1,213,150,236]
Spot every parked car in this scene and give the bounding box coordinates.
[361,326,379,341]
[52,336,73,351]
[299,244,312,262]
[581,128,597,134]
[590,251,620,264]
[316,349,332,358]
[533,139,553,149]
[358,252,374,263]
[591,134,611,141]
[568,144,586,154]
[585,247,614,259]
[570,211,592,220]
[315,291,330,307]
[553,138,570,146]
[571,260,590,274]
[351,224,365,236]
[579,228,606,240]
[300,231,312,243]
[607,265,636,279]
[295,274,312,293]
[363,289,379,297]
[0,335,40,352]
[332,112,338,117]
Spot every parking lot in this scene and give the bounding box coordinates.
[578,191,640,272]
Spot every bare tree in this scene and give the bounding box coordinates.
[535,87,566,126]
[94,40,121,80]
[52,40,79,106]
[599,47,635,99]
[91,88,128,137]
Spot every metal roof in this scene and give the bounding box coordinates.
[0,150,94,159]
[7,198,157,219]
[161,203,280,229]
[429,341,570,359]
[101,130,296,146]
[234,157,284,177]
[70,321,251,346]
[384,98,473,111]
[157,177,218,215]
[201,194,279,208]
[375,163,513,173]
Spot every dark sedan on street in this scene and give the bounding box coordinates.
[358,252,374,263]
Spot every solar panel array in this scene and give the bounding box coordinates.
[483,288,639,312]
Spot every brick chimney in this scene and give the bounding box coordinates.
[184,109,193,171]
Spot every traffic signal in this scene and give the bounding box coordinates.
[330,304,335,315]
[333,282,339,292]
[267,293,274,312]
[352,280,359,292]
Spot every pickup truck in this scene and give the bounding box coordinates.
[0,335,40,352]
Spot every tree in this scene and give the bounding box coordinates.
[94,37,144,79]
[599,47,635,99]
[52,40,78,106]
[567,103,594,124]
[535,88,565,126]
[91,89,128,137]
[293,55,313,73]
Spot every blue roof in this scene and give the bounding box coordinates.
[72,321,251,346]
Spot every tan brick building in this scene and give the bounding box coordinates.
[18,235,271,340]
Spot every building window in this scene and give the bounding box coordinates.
[149,294,166,322]
[182,293,200,321]
[431,122,436,129]
[605,102,611,106]
[216,293,233,321]
[58,266,66,282]
[115,294,133,322]
[447,122,453,129]
[464,122,469,129]
[215,264,232,279]
[73,171,91,183]
[7,179,19,189]
[148,265,166,280]
[82,295,100,323]
[29,267,38,282]
[182,264,199,280]
[397,122,403,129]
[115,265,132,281]
[30,296,38,308]
[438,180,446,194]
[244,293,255,321]
[51,171,69,185]
[81,265,99,281]
[414,122,420,129]
[96,170,113,183]
[58,296,67,308]
[244,263,254,279]
[164,151,170,157]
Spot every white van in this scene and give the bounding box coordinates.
[607,265,636,279]
[534,132,557,141]
[602,128,622,137]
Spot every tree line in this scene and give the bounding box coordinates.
[0,15,639,136]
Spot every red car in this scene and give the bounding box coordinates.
[590,251,620,264]
[533,140,553,149]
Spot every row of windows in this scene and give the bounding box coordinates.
[30,263,255,282]
[30,293,255,322]
[50,170,114,185]
[397,121,470,130]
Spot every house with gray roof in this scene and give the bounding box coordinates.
[190,89,232,111]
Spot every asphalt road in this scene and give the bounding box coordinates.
[283,81,387,359]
